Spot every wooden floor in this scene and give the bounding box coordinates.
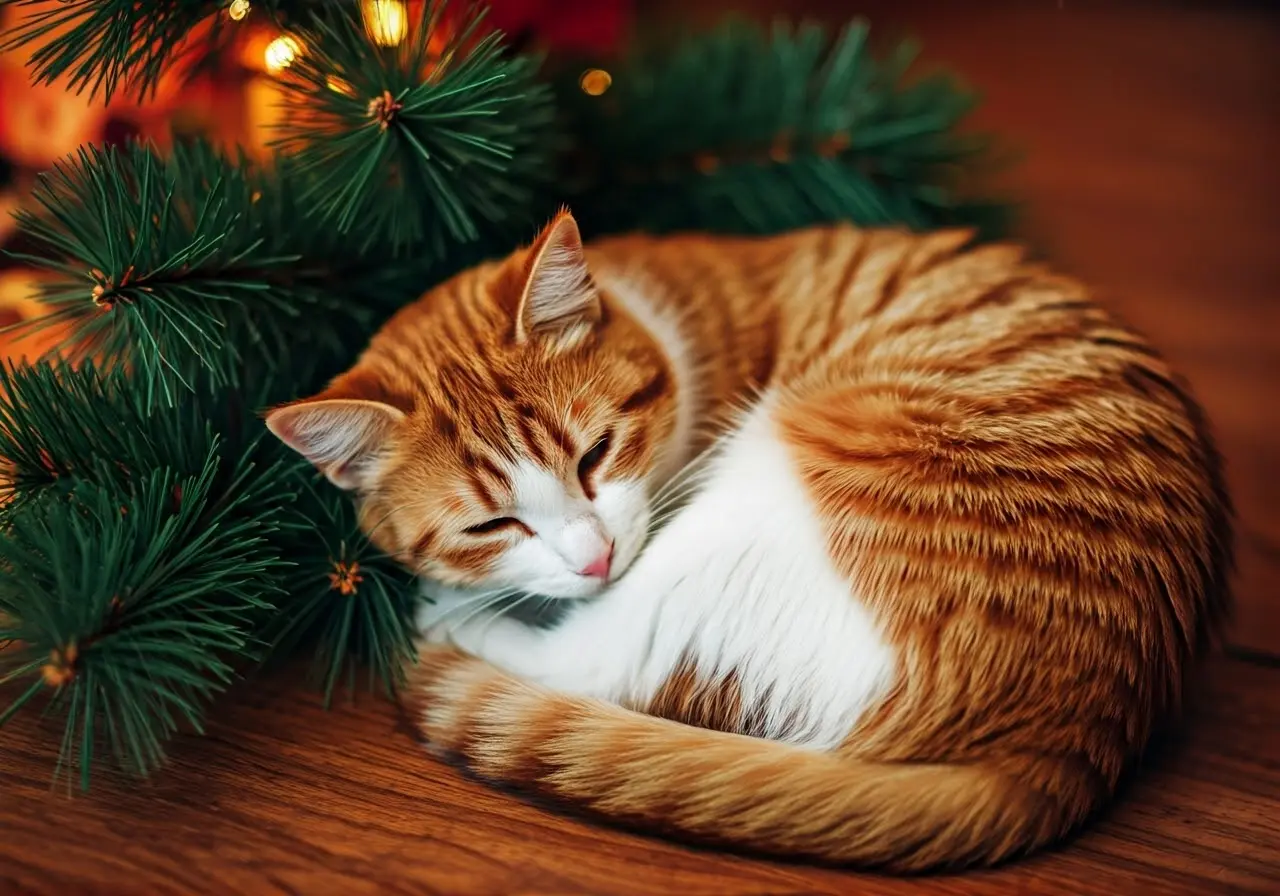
[3,2,1279,894]
[1,657,1277,895]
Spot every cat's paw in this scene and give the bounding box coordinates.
[403,643,494,754]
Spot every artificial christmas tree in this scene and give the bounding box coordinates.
[0,0,1009,789]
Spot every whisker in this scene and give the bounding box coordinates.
[448,588,524,631]
[651,439,723,503]
[483,590,541,634]
[648,488,703,521]
[650,466,715,515]
[419,587,519,630]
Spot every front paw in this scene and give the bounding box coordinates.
[402,643,489,754]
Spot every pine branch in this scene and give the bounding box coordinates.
[0,0,230,103]
[0,364,293,789]
[269,0,558,256]
[557,18,1016,240]
[0,360,218,507]
[0,0,356,104]
[262,468,419,705]
[4,139,421,408]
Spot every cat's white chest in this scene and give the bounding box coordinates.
[574,402,899,749]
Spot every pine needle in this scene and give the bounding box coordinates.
[556,18,1016,240]
[4,141,431,407]
[269,0,558,255]
[0,0,231,104]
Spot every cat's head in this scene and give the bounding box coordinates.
[265,210,676,598]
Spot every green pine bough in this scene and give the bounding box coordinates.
[0,0,1013,788]
[270,1,558,256]
[556,18,1014,239]
[0,362,290,789]
[9,141,382,407]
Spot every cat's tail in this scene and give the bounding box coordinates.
[406,647,1085,872]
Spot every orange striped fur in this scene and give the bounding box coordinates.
[268,211,1232,871]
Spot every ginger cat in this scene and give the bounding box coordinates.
[266,210,1231,871]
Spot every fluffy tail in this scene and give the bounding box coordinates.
[406,647,1089,872]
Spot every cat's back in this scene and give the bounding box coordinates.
[585,223,1146,396]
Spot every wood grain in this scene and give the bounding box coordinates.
[0,657,1276,895]
[2,1,1279,894]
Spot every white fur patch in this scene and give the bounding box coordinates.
[472,462,650,598]
[448,400,897,751]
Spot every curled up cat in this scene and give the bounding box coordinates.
[266,209,1232,872]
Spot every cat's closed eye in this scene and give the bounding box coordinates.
[578,431,612,496]
[463,517,528,537]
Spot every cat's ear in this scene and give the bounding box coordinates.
[516,209,601,350]
[265,398,405,491]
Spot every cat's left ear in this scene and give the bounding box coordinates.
[265,398,405,491]
[515,209,601,350]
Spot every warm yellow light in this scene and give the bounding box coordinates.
[326,75,356,97]
[579,68,612,96]
[228,0,250,21]
[264,35,302,74]
[363,0,408,47]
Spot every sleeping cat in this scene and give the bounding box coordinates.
[266,209,1231,871]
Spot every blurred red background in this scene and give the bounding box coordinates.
[0,0,634,344]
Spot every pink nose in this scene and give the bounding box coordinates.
[579,542,614,580]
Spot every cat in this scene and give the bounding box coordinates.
[266,209,1232,872]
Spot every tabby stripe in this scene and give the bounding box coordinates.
[1090,335,1162,357]
[980,328,1086,367]
[643,658,745,735]
[435,543,504,573]
[620,369,669,413]
[514,414,548,464]
[610,430,648,476]
[866,247,911,318]
[412,528,437,558]
[692,251,739,378]
[791,428,916,465]
[452,280,483,339]
[895,277,1030,338]
[488,406,515,456]
[464,469,498,512]
[433,410,459,442]
[459,450,509,511]
[542,418,576,457]
[493,371,518,401]
[384,341,423,391]
[748,310,780,389]
[472,452,509,489]
[817,233,871,354]
[1120,363,1192,409]
[905,232,973,281]
[1038,299,1095,314]
[835,499,1157,562]
[963,375,1105,416]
